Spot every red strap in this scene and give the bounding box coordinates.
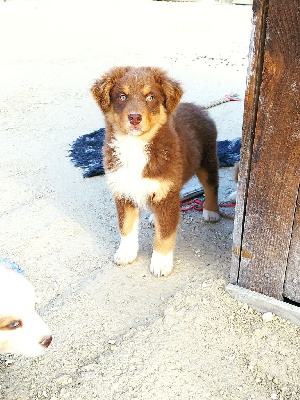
[180,199,236,219]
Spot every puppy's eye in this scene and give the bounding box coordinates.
[146,94,154,102]
[7,320,22,330]
[119,94,127,101]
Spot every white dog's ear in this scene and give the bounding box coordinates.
[91,67,130,112]
[151,68,183,114]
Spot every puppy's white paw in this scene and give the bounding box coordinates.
[114,230,138,265]
[114,219,139,265]
[150,251,173,277]
[114,244,138,265]
[203,209,220,222]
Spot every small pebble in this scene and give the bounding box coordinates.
[262,312,273,322]
[226,354,235,361]
[55,374,73,386]
[164,307,176,316]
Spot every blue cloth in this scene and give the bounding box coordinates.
[217,137,241,168]
[69,128,241,177]
[69,128,106,177]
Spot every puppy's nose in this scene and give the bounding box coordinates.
[128,113,142,126]
[40,335,53,348]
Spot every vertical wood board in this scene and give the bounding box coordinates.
[237,0,300,299]
[230,0,268,283]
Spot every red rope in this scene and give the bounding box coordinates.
[225,93,242,102]
[219,202,236,208]
[180,198,205,212]
[180,198,236,219]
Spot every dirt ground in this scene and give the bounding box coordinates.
[1,1,300,399]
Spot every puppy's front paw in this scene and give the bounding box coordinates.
[114,239,138,265]
[114,246,138,265]
[203,209,220,222]
[150,251,173,277]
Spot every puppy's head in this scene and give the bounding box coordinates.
[0,266,52,357]
[91,66,183,138]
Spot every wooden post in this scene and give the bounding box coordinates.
[231,0,300,300]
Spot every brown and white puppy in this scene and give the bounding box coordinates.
[0,262,52,356]
[91,66,220,276]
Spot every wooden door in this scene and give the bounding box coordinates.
[230,0,300,301]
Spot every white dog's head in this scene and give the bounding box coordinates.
[0,263,52,357]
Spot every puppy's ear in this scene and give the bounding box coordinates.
[152,68,183,114]
[91,67,129,112]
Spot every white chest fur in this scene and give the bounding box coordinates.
[106,135,160,208]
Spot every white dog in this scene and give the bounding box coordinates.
[0,259,52,357]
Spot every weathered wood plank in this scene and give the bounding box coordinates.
[236,0,300,299]
[230,0,269,283]
[283,189,300,302]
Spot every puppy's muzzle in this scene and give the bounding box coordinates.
[128,113,142,126]
[40,334,53,348]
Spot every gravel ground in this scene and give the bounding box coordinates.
[1,1,300,399]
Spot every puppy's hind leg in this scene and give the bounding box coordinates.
[114,198,140,265]
[150,194,180,277]
[196,165,220,222]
